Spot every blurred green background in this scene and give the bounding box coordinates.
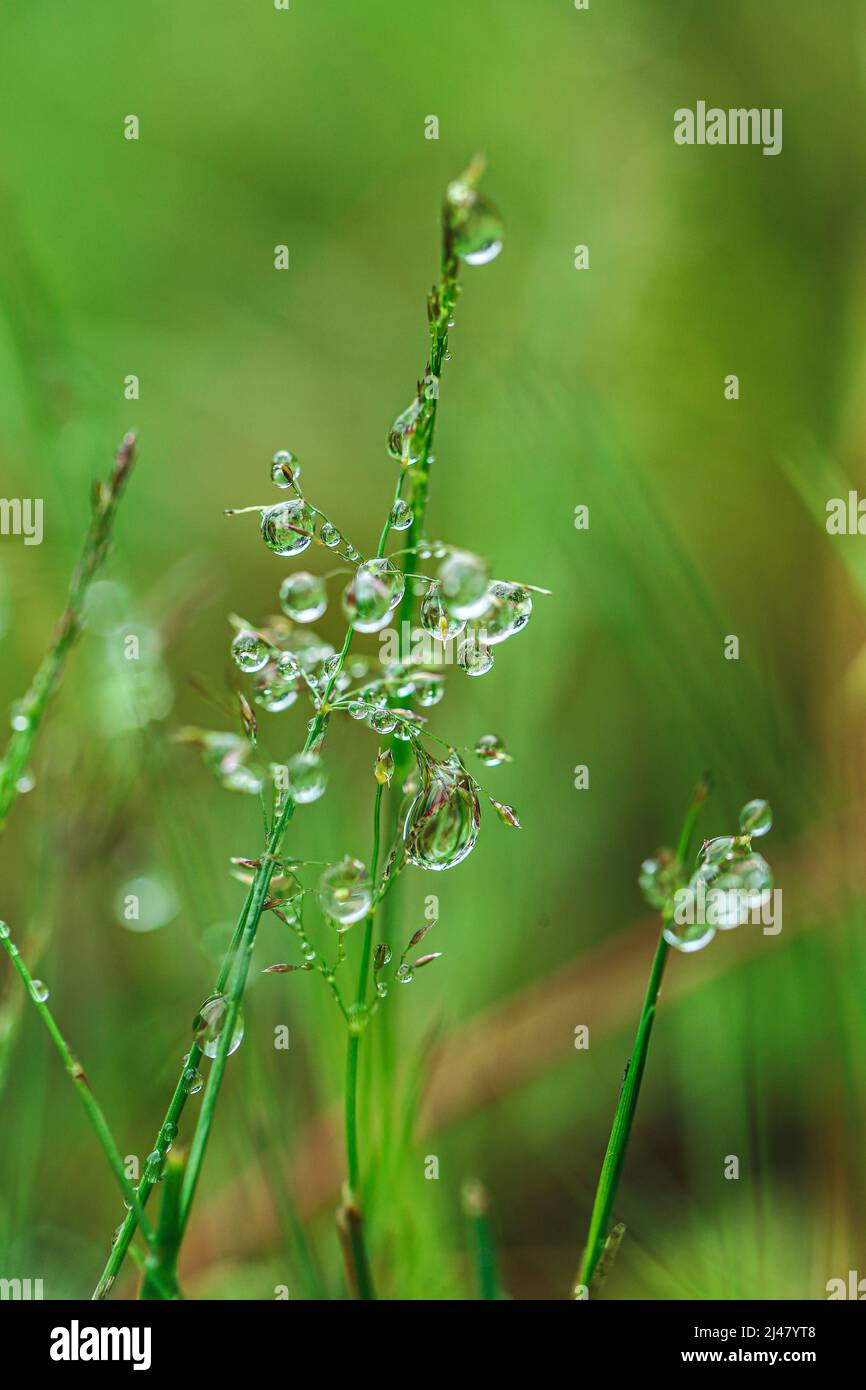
[1,0,865,1299]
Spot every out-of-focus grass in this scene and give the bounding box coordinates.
[1,0,865,1298]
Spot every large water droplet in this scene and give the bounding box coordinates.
[231,629,270,674]
[739,799,772,838]
[638,851,679,911]
[446,179,504,266]
[29,978,49,1003]
[457,636,494,676]
[663,916,716,953]
[261,500,315,557]
[403,753,481,871]
[114,875,179,933]
[701,836,736,865]
[420,585,466,642]
[390,499,414,531]
[413,672,446,707]
[318,856,372,930]
[253,667,299,713]
[271,450,301,488]
[387,398,424,465]
[477,581,533,644]
[201,733,265,795]
[437,550,491,620]
[279,571,327,623]
[287,750,327,804]
[320,522,342,549]
[193,993,244,1059]
[475,734,508,766]
[342,559,405,633]
[700,851,774,928]
[369,706,397,735]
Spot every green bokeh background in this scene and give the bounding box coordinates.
[1,0,864,1299]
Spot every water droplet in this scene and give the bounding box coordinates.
[739,799,772,838]
[700,851,774,928]
[701,836,736,865]
[420,585,466,642]
[445,179,504,266]
[475,734,508,766]
[193,993,244,1059]
[160,1121,178,1149]
[342,559,405,633]
[393,714,419,742]
[201,732,265,795]
[384,661,415,697]
[403,752,481,871]
[390,499,414,531]
[182,1066,204,1095]
[663,909,716,952]
[231,629,270,674]
[395,963,414,984]
[279,571,327,623]
[261,499,315,556]
[457,636,494,676]
[318,856,372,930]
[114,875,180,933]
[478,581,533,644]
[0,922,9,939]
[437,550,491,620]
[413,673,446,707]
[374,943,392,970]
[387,398,424,465]
[143,1149,165,1183]
[348,700,369,720]
[29,978,49,1003]
[10,705,29,732]
[638,852,679,911]
[271,450,301,488]
[369,707,397,735]
[16,771,35,794]
[320,521,342,549]
[253,666,299,713]
[287,750,327,804]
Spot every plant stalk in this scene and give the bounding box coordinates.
[0,927,156,1247]
[575,775,710,1295]
[93,622,359,1296]
[0,432,137,829]
[338,780,383,1299]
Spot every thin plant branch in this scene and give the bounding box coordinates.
[463,1178,503,1300]
[0,431,137,828]
[574,775,711,1296]
[0,924,156,1248]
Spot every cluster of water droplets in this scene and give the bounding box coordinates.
[639,800,774,954]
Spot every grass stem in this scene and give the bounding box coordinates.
[575,775,710,1295]
[0,432,137,830]
[339,779,383,1299]
[0,926,156,1248]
